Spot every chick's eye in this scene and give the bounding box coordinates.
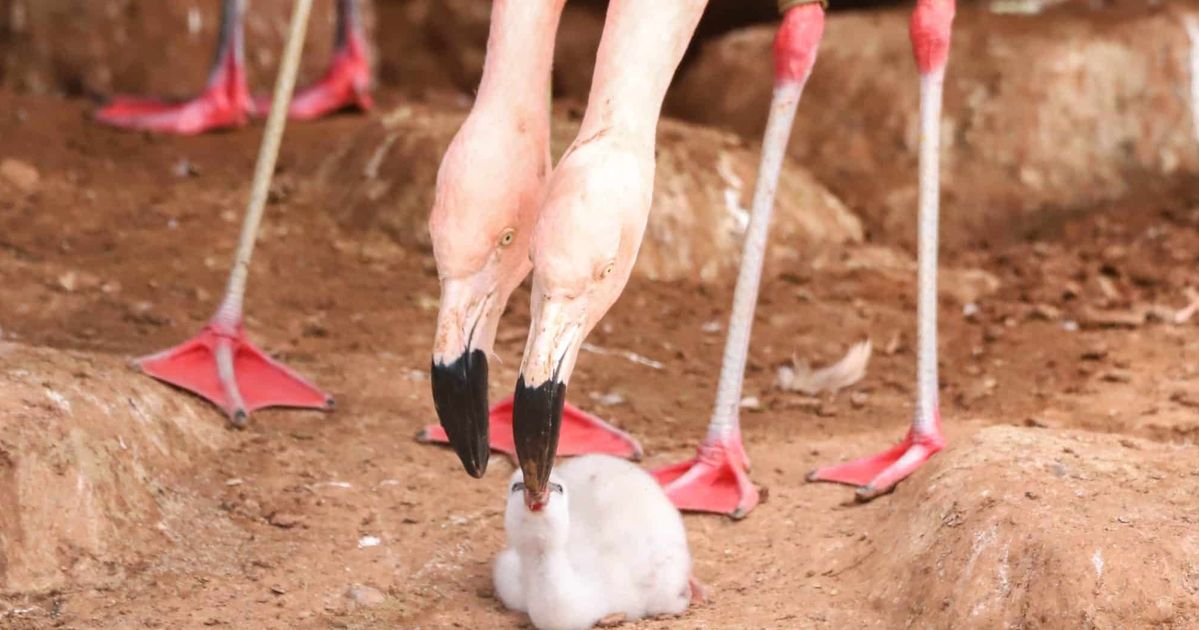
[548,483,564,494]
[511,482,526,494]
[499,229,516,247]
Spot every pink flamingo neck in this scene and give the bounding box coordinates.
[577,0,708,142]
[475,0,567,119]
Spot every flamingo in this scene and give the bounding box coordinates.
[424,0,644,478]
[494,455,695,630]
[507,0,708,507]
[508,0,955,513]
[654,0,956,515]
[135,0,336,425]
[94,0,372,135]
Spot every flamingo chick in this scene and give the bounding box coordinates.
[495,455,694,630]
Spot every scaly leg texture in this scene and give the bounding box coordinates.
[418,396,643,460]
[807,0,954,501]
[139,0,333,426]
[649,3,824,518]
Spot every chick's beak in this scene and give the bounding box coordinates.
[431,276,497,478]
[512,296,586,499]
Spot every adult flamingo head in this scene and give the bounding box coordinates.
[511,141,651,503]
[429,113,548,478]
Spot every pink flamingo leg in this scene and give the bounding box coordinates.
[139,0,333,426]
[649,3,824,518]
[95,0,252,135]
[808,0,955,501]
[418,397,643,461]
[255,0,374,120]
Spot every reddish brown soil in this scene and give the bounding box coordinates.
[1,87,1197,629]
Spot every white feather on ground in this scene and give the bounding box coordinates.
[776,339,872,395]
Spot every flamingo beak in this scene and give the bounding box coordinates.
[512,296,586,499]
[431,276,497,478]
[512,480,562,512]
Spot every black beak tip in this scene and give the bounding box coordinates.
[430,350,491,478]
[512,374,567,497]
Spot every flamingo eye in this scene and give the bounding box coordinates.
[499,229,516,247]
[599,262,615,279]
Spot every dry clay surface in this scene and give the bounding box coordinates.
[1,84,1198,628]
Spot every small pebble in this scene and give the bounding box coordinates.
[268,512,303,529]
[590,391,626,407]
[1101,371,1132,384]
[0,158,39,192]
[346,584,386,607]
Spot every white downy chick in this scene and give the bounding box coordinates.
[494,454,694,630]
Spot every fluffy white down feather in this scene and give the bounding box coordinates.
[494,455,693,630]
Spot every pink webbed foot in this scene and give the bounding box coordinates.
[253,35,373,121]
[138,322,333,426]
[95,63,252,135]
[417,396,643,461]
[806,412,945,501]
[652,432,761,519]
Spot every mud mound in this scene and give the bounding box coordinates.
[311,104,861,282]
[669,6,1197,250]
[862,425,1199,628]
[0,342,230,593]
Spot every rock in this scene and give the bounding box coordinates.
[315,104,861,284]
[1100,370,1133,383]
[739,396,763,411]
[1027,303,1061,321]
[268,512,304,529]
[0,158,39,193]
[941,268,1002,306]
[346,584,386,607]
[1078,306,1145,329]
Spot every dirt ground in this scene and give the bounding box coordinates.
[3,4,1199,630]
